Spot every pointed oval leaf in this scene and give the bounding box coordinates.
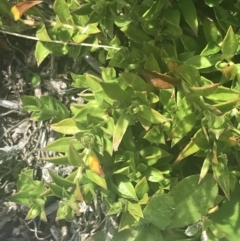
[146,167,164,182]
[113,112,131,151]
[169,174,218,228]
[210,183,240,240]
[138,105,168,124]
[25,204,41,220]
[114,175,138,201]
[44,137,83,152]
[85,169,107,189]
[170,112,197,138]
[174,64,201,85]
[53,0,72,24]
[199,153,212,183]
[174,139,200,164]
[101,82,130,101]
[222,26,238,60]
[144,54,161,72]
[184,56,214,69]
[212,155,230,200]
[205,86,239,102]
[179,0,198,35]
[143,193,175,230]
[68,142,84,167]
[42,155,69,165]
[127,202,143,220]
[121,72,150,91]
[140,146,172,166]
[203,17,219,42]
[48,169,75,188]
[51,118,80,134]
[135,177,149,200]
[35,41,51,66]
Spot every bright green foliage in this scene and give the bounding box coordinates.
[2,0,240,240]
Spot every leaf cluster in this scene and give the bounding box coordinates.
[2,0,240,240]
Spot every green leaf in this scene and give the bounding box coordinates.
[51,118,80,134]
[42,155,69,165]
[35,41,51,66]
[48,183,64,198]
[48,169,75,188]
[189,83,219,96]
[28,73,41,87]
[142,1,166,21]
[114,175,138,201]
[210,183,240,240]
[143,126,165,144]
[203,17,219,42]
[146,167,164,182]
[118,211,136,232]
[72,3,92,15]
[180,35,200,52]
[56,202,73,221]
[213,98,240,112]
[68,142,85,167]
[205,86,239,102]
[144,54,161,72]
[170,112,197,138]
[201,42,221,56]
[0,0,11,18]
[56,25,74,43]
[17,169,34,190]
[135,177,149,200]
[101,67,116,82]
[174,64,201,85]
[121,73,150,91]
[44,137,83,152]
[212,155,230,200]
[21,95,39,111]
[9,190,32,206]
[139,146,172,166]
[53,0,73,24]
[169,174,218,228]
[127,202,143,220]
[113,112,131,151]
[113,226,164,241]
[85,231,106,241]
[222,26,238,60]
[36,24,51,41]
[199,153,212,183]
[25,204,41,220]
[138,105,168,124]
[164,8,182,36]
[121,23,152,44]
[71,73,89,88]
[213,6,231,31]
[107,199,127,215]
[100,82,130,101]
[184,56,214,69]
[85,169,107,189]
[175,135,200,164]
[143,193,175,230]
[179,0,198,35]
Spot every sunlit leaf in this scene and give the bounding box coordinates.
[169,174,218,228]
